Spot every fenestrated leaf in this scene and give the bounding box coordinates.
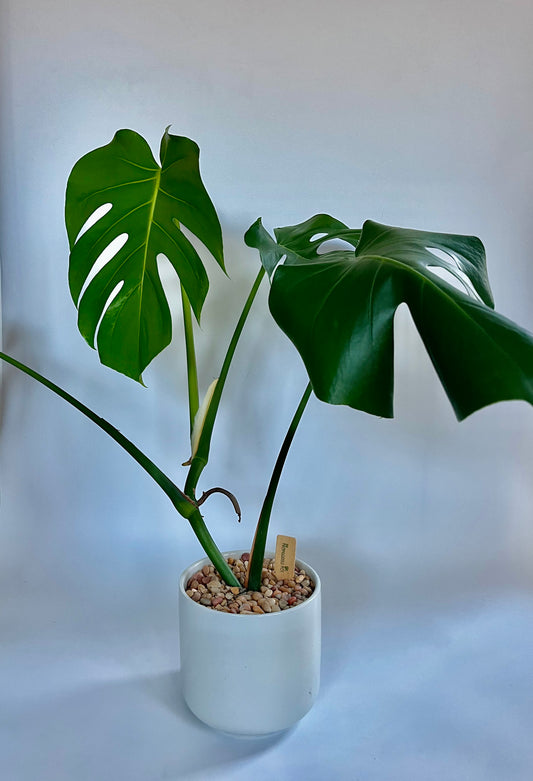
[66,128,224,381]
[245,215,533,420]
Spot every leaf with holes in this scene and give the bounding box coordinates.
[65,128,224,381]
[245,215,533,420]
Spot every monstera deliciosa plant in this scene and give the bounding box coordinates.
[2,127,533,592]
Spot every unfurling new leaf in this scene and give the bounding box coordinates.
[183,378,219,466]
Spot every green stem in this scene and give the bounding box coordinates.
[184,266,266,497]
[247,382,313,592]
[0,350,240,588]
[185,508,241,587]
[181,285,199,437]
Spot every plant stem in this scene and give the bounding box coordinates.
[181,284,199,437]
[247,382,313,591]
[0,350,240,588]
[184,266,266,497]
[186,507,241,587]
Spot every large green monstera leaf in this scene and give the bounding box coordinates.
[245,215,533,420]
[66,128,224,381]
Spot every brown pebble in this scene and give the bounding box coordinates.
[207,581,221,594]
[186,556,315,613]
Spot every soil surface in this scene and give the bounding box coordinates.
[185,552,315,614]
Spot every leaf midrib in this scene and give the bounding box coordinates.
[137,167,162,348]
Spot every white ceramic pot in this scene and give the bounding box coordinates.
[179,550,321,737]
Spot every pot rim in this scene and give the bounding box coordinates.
[179,549,321,618]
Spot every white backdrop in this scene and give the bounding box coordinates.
[2,1,533,779]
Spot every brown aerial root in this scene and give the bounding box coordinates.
[196,487,242,523]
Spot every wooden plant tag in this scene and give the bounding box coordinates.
[274,534,296,580]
